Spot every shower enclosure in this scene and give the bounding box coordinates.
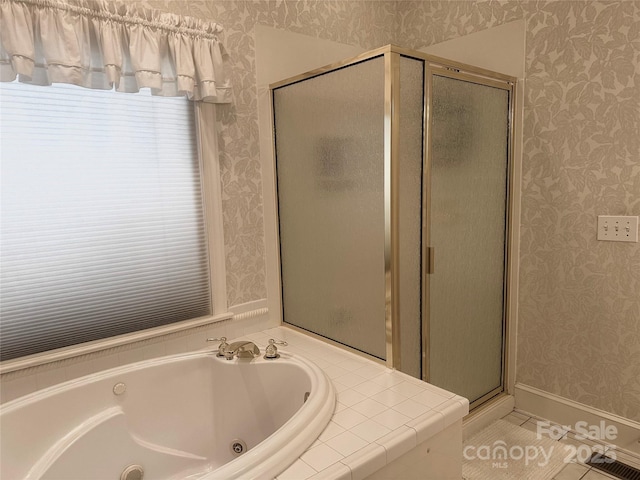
[271,45,515,409]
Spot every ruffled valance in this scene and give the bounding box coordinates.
[0,0,231,103]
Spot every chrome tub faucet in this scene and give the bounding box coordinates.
[222,341,261,360]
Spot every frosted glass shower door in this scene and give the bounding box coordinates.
[427,73,511,406]
[273,57,387,359]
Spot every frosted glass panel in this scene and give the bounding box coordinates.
[274,57,386,359]
[398,56,424,378]
[428,75,509,403]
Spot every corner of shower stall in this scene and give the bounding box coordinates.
[269,45,517,414]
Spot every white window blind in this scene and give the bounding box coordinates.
[0,82,212,361]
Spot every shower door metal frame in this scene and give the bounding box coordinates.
[270,45,399,368]
[270,45,517,410]
[421,62,517,410]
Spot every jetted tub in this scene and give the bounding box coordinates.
[0,349,335,480]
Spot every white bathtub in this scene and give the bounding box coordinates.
[0,350,335,480]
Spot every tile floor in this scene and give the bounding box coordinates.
[465,409,640,480]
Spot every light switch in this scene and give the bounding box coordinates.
[597,215,639,242]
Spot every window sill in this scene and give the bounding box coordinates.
[0,312,233,375]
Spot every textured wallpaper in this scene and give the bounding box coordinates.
[397,0,640,421]
[141,0,395,306]
[138,1,639,420]
[394,0,524,48]
[517,1,640,421]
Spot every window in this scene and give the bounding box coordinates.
[0,82,212,361]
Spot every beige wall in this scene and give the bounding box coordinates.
[517,1,640,422]
[142,0,395,307]
[146,1,639,421]
[400,0,640,422]
[398,0,639,422]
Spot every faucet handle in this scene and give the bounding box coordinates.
[264,338,287,360]
[207,337,229,357]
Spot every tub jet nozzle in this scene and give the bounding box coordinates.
[120,464,144,480]
[230,439,247,456]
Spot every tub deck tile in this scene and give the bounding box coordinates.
[249,327,469,480]
[307,461,352,480]
[340,443,387,480]
[301,443,344,472]
[276,459,318,480]
[375,425,417,464]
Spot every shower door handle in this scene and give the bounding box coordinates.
[427,247,435,274]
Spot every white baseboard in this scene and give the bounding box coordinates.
[515,383,640,455]
[463,394,515,441]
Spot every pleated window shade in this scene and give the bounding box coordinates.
[0,82,212,361]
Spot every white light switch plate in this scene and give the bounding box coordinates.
[597,215,639,242]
